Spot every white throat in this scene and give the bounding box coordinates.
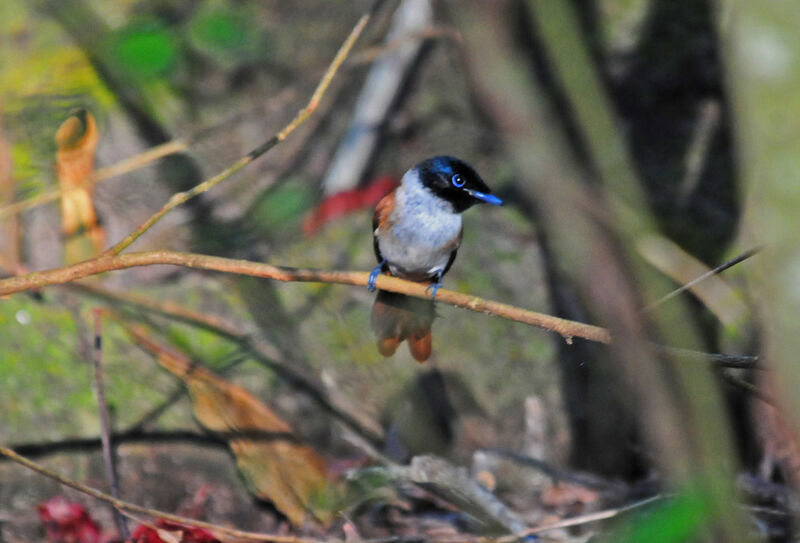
[396,169,457,215]
[377,168,462,279]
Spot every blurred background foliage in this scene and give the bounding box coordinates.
[0,0,797,540]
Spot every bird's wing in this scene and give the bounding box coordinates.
[372,191,396,265]
[372,190,396,233]
[442,226,463,277]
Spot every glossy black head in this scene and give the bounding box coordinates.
[414,156,503,213]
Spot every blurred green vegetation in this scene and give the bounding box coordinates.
[107,20,178,80]
[603,490,712,543]
[0,295,181,440]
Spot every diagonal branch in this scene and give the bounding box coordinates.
[103,0,386,256]
[642,246,762,312]
[0,445,329,543]
[0,250,611,343]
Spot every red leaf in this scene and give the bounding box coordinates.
[303,175,397,236]
[131,520,219,543]
[37,497,104,543]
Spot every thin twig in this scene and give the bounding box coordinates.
[656,345,760,370]
[91,308,129,539]
[0,250,612,343]
[643,246,762,312]
[124,383,186,434]
[496,495,663,540]
[103,0,385,256]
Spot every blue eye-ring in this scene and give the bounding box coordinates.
[451,174,465,187]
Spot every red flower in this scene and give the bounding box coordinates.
[37,497,104,543]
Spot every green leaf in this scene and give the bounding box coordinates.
[108,20,178,79]
[252,184,312,233]
[186,5,262,67]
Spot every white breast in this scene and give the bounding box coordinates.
[376,169,462,280]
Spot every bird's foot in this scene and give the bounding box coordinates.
[426,282,441,300]
[368,260,386,292]
[426,270,444,300]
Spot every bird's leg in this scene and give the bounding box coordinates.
[368,259,387,292]
[426,269,444,300]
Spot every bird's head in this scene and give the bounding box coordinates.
[413,156,503,213]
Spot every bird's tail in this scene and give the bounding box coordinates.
[371,290,435,362]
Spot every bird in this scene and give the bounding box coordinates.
[368,156,503,362]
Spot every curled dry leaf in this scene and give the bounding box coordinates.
[55,109,105,258]
[126,323,334,527]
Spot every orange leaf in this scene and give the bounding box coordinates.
[126,324,334,526]
[55,109,105,258]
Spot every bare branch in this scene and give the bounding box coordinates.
[0,250,611,343]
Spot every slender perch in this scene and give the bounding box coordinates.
[0,250,611,344]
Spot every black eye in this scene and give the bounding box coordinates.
[451,174,465,187]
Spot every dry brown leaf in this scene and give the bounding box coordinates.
[126,323,334,527]
[55,109,105,259]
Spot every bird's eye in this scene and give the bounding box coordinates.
[451,174,465,187]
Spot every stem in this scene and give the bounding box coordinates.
[91,308,129,538]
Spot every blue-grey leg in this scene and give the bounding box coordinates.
[426,269,444,300]
[368,259,386,292]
